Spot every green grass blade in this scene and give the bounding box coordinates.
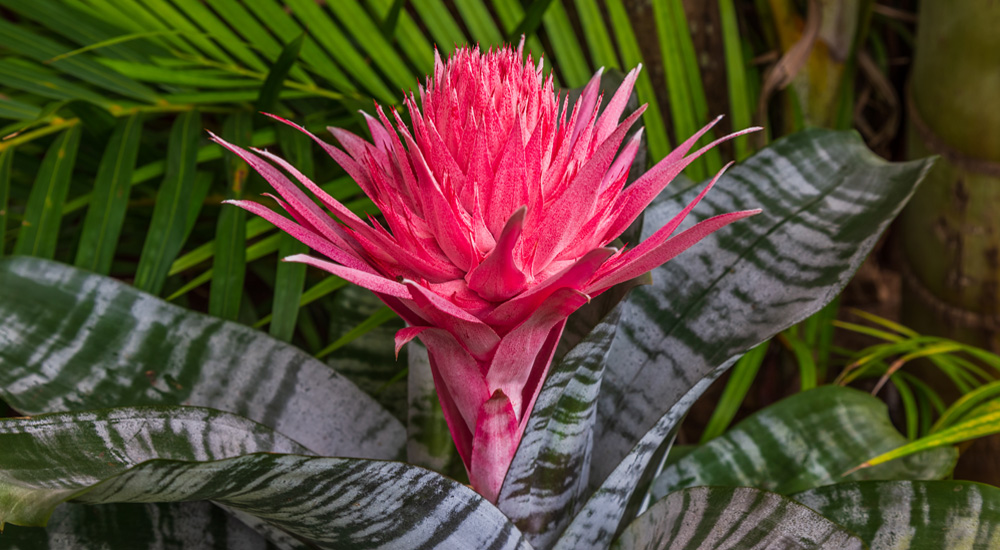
[0,59,111,106]
[890,373,918,440]
[507,0,554,40]
[699,340,769,443]
[133,111,201,295]
[453,1,504,46]
[170,0,270,74]
[324,1,416,89]
[315,306,397,359]
[718,0,753,161]
[137,0,237,66]
[369,0,434,74]
[853,409,1000,474]
[541,1,591,86]
[491,0,546,59]
[209,113,252,321]
[0,98,42,121]
[409,0,468,54]
[781,331,818,390]
[574,0,620,70]
[0,148,11,256]
[257,273,348,330]
[606,0,671,160]
[931,379,1000,433]
[281,0,396,103]
[0,19,158,102]
[256,33,305,113]
[13,125,82,259]
[74,114,143,274]
[266,124,314,341]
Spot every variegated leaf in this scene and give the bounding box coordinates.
[0,256,405,460]
[563,129,933,549]
[612,487,864,550]
[0,502,287,550]
[7,450,531,550]
[498,303,624,549]
[0,406,310,526]
[650,386,957,499]
[794,481,1000,548]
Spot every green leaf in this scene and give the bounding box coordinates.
[255,34,305,113]
[74,114,143,275]
[0,19,159,102]
[794,481,1000,549]
[718,0,753,161]
[453,1,504,46]
[650,386,956,501]
[0,257,405,459]
[0,97,42,121]
[13,125,82,259]
[0,148,11,257]
[854,408,1000,473]
[2,430,529,549]
[541,1,591,86]
[133,110,200,295]
[498,303,624,549]
[0,502,283,550]
[561,130,934,549]
[209,113,252,321]
[612,487,864,550]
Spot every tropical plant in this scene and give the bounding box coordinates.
[2,1,994,549]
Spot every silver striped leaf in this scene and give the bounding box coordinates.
[612,487,864,550]
[497,302,624,549]
[0,406,310,526]
[37,454,530,550]
[650,386,957,499]
[794,480,1000,548]
[0,502,287,550]
[563,129,934,549]
[0,256,405,460]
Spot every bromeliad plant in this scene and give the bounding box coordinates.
[212,43,758,502]
[1,42,994,550]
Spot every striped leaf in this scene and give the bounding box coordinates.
[612,487,864,550]
[5,446,530,550]
[650,386,957,501]
[794,481,1000,548]
[497,303,624,549]
[0,256,405,459]
[0,406,309,526]
[0,502,283,550]
[562,129,933,549]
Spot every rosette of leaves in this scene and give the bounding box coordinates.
[6,123,998,550]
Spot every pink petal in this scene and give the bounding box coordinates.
[603,124,761,242]
[485,288,589,421]
[486,247,613,333]
[594,65,641,145]
[395,326,428,358]
[469,390,519,503]
[466,207,530,302]
[403,282,501,363]
[587,209,762,293]
[282,253,411,299]
[417,328,491,451]
[223,200,372,273]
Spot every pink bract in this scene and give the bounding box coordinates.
[214,42,760,503]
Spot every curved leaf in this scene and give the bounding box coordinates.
[566,129,933,549]
[0,406,309,526]
[650,386,957,499]
[794,481,1000,549]
[0,502,284,550]
[0,257,405,460]
[612,486,863,550]
[498,303,624,549]
[7,448,530,550]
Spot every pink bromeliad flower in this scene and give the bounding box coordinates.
[213,42,759,502]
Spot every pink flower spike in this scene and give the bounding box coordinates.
[470,390,520,503]
[218,44,759,501]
